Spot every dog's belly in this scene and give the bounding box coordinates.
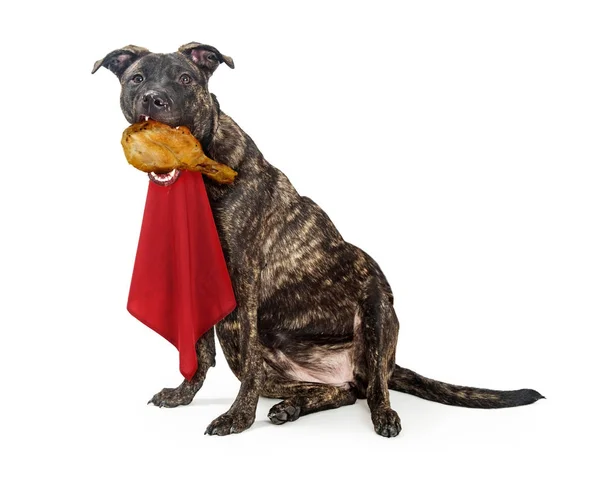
[266,346,355,386]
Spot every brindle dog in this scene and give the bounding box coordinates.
[93,43,543,437]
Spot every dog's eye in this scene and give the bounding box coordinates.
[179,74,192,85]
[131,74,144,84]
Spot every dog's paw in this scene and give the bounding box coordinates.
[205,410,255,436]
[371,407,402,438]
[268,401,301,425]
[147,387,194,408]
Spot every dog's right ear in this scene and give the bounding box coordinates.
[91,45,150,78]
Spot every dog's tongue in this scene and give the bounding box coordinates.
[127,170,236,380]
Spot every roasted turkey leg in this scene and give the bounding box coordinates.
[121,119,237,184]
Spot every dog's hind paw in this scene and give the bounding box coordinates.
[147,386,195,408]
[268,401,301,425]
[371,407,402,438]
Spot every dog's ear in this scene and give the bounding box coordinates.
[178,42,234,77]
[91,45,150,78]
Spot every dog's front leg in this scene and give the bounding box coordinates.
[148,327,216,408]
[205,265,263,436]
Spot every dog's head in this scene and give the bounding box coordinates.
[92,43,234,140]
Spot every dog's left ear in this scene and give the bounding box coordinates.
[178,42,234,77]
[92,45,150,78]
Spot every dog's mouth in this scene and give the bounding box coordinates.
[138,115,182,186]
[148,169,181,186]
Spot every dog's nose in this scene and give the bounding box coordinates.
[142,91,169,109]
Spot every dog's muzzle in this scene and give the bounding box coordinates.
[141,90,171,117]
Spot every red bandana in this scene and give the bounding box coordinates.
[127,170,236,380]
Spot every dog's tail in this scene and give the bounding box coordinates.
[389,365,544,408]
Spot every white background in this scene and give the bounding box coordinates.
[1,1,598,477]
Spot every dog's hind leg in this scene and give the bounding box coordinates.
[148,327,216,408]
[262,381,358,425]
[358,276,402,437]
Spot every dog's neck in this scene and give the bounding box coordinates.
[204,112,251,169]
[199,108,269,202]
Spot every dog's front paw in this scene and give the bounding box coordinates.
[205,410,255,436]
[148,386,194,408]
[371,407,402,438]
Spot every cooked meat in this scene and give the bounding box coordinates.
[121,119,237,184]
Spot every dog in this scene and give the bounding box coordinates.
[92,42,543,437]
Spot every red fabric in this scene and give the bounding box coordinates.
[127,170,236,380]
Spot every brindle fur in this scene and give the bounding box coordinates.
[93,43,543,437]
